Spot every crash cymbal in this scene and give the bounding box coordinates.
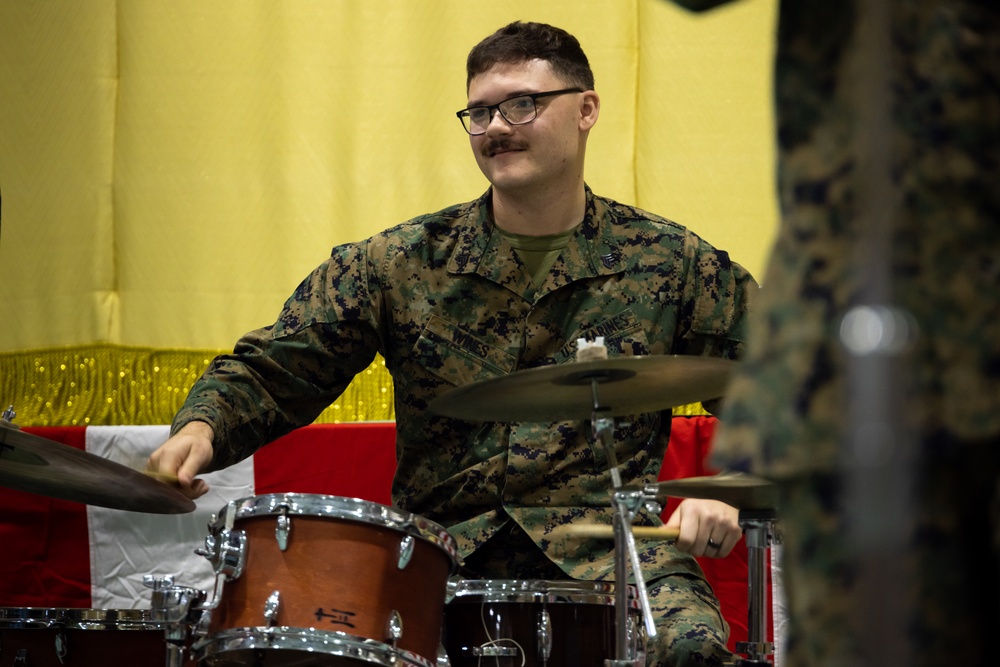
[625,472,778,511]
[428,355,736,422]
[0,427,195,514]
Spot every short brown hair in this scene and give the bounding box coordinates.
[466,21,595,91]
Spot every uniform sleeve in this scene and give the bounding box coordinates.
[171,240,383,470]
[672,230,759,360]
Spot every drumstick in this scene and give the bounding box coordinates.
[143,469,180,485]
[568,525,681,541]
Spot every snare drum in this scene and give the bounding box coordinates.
[193,493,460,667]
[0,607,185,666]
[443,579,646,667]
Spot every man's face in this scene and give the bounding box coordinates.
[466,59,594,195]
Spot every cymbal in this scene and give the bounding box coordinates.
[0,426,196,514]
[625,472,778,511]
[428,355,736,422]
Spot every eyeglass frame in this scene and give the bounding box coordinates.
[455,87,585,135]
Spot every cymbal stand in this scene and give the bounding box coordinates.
[734,509,777,666]
[589,382,653,667]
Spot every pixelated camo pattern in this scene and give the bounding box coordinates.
[173,185,757,583]
[711,0,1000,477]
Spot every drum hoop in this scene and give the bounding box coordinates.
[447,579,640,608]
[0,607,160,630]
[213,493,460,564]
[194,626,435,667]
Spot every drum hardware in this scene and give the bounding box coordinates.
[1,405,16,425]
[590,394,654,667]
[195,524,248,581]
[275,505,291,551]
[605,486,653,667]
[263,591,281,627]
[626,473,781,667]
[472,644,520,658]
[55,631,67,662]
[145,575,207,667]
[196,628,438,666]
[398,534,415,569]
[733,510,777,667]
[386,609,403,647]
[0,423,195,514]
[538,609,552,660]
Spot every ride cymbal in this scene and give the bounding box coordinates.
[428,355,736,422]
[0,426,196,514]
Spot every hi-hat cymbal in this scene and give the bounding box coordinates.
[625,472,778,511]
[428,355,736,422]
[0,426,195,514]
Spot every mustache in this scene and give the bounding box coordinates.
[481,138,527,157]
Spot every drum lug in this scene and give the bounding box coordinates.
[537,609,552,661]
[397,534,415,569]
[13,649,27,666]
[385,609,403,646]
[264,590,282,627]
[276,507,291,551]
[54,630,68,663]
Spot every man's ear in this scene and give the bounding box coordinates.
[579,90,600,131]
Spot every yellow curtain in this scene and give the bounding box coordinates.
[0,0,776,426]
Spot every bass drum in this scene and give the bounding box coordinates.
[443,579,646,667]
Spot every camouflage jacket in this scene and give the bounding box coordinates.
[173,186,757,581]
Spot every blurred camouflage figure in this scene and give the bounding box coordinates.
[673,0,1000,664]
[149,21,759,666]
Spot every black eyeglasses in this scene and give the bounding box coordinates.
[456,88,584,135]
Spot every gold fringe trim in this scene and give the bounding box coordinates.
[671,402,711,417]
[0,344,704,426]
[0,344,395,426]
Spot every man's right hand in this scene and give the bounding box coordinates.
[146,420,215,499]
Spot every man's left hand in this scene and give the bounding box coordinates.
[663,498,741,557]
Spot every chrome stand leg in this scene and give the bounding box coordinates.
[734,510,776,666]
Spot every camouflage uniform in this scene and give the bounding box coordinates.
[173,186,757,665]
[667,0,1000,664]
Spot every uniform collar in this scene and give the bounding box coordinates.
[447,186,626,298]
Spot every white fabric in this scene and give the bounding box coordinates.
[85,425,254,608]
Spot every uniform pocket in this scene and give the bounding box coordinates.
[553,308,650,364]
[412,314,516,387]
